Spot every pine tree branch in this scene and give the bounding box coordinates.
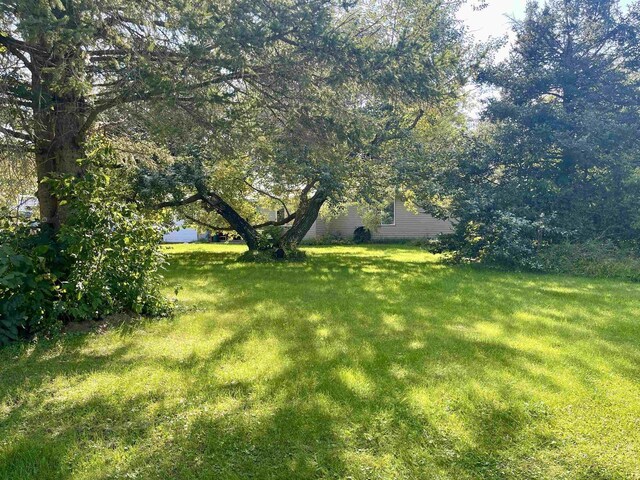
[0,126,32,142]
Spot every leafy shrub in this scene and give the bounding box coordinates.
[0,218,63,345]
[257,226,285,250]
[432,218,640,281]
[438,211,565,269]
[55,143,172,321]
[353,226,372,244]
[535,240,640,282]
[0,141,172,345]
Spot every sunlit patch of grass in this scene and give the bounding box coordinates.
[1,243,640,479]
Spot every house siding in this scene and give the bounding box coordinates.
[317,199,452,240]
[303,221,317,240]
[316,217,328,237]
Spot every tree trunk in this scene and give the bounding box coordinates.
[280,189,327,249]
[34,117,85,231]
[32,46,87,232]
[202,193,261,250]
[202,189,327,254]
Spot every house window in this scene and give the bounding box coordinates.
[276,208,286,222]
[380,200,395,225]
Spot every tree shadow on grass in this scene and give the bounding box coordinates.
[1,246,639,479]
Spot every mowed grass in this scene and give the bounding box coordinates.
[1,244,640,480]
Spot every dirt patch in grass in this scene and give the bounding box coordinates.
[63,312,138,335]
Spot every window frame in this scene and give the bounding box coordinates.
[379,199,396,226]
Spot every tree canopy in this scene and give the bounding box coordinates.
[123,0,474,252]
[410,0,640,265]
[1,0,381,229]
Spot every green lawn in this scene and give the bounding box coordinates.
[1,244,640,479]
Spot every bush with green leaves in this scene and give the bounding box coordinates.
[0,217,62,345]
[353,226,372,244]
[535,240,640,282]
[0,142,171,345]
[432,208,565,269]
[52,146,171,321]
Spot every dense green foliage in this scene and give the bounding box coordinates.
[535,240,640,282]
[2,0,369,227]
[1,244,640,478]
[0,219,62,346]
[412,0,640,268]
[0,143,170,344]
[51,146,171,321]
[4,0,461,332]
[129,0,473,252]
[353,226,372,244]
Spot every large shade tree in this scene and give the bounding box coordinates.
[0,0,365,233]
[129,0,474,253]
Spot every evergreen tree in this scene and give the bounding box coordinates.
[0,0,358,232]
[484,0,640,238]
[414,0,640,265]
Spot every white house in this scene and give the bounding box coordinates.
[162,220,199,243]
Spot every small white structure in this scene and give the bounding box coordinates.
[16,195,39,218]
[163,220,198,243]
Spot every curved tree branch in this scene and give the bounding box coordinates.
[78,69,265,138]
[154,190,297,231]
[153,192,203,209]
[253,212,296,228]
[243,179,290,216]
[0,126,33,142]
[0,33,44,56]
